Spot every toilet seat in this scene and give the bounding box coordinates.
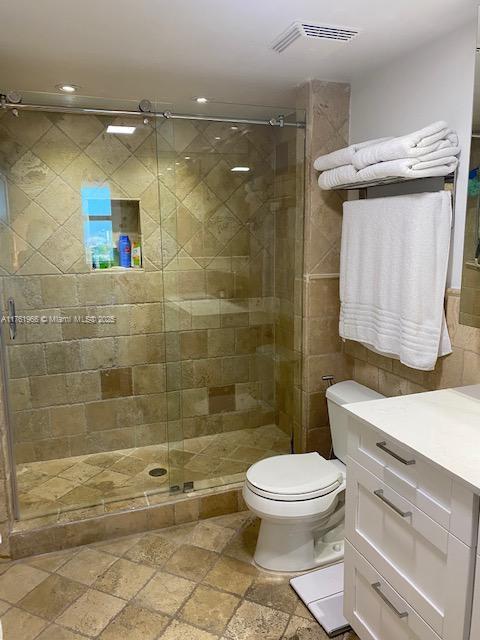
[246,452,343,501]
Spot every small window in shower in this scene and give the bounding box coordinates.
[82,186,142,270]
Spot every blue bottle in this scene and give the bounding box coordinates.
[118,235,131,268]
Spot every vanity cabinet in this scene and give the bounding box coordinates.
[344,404,480,640]
[471,558,480,638]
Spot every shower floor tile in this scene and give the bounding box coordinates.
[16,424,291,521]
[0,512,359,640]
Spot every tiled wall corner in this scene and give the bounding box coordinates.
[299,80,353,456]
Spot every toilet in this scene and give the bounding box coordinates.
[243,380,384,572]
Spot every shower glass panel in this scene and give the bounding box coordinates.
[0,96,305,523]
[0,107,181,520]
[155,110,305,491]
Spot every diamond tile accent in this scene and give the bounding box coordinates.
[85,132,131,175]
[112,156,155,197]
[39,226,85,273]
[1,111,52,148]
[133,134,158,174]
[0,125,28,169]
[226,184,264,222]
[35,176,80,224]
[62,155,108,192]
[32,126,81,173]
[17,252,61,276]
[183,229,223,267]
[163,205,201,247]
[158,120,198,152]
[205,160,245,201]
[50,113,104,149]
[4,180,30,217]
[0,223,34,273]
[10,151,56,198]
[182,182,221,222]
[11,201,58,249]
[206,205,242,246]
[108,117,152,153]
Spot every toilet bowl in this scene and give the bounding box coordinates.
[243,380,384,572]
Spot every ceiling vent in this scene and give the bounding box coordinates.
[271,22,359,53]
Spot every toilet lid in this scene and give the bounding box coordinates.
[246,453,343,501]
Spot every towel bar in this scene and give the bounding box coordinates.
[347,173,456,229]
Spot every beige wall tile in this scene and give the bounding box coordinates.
[208,328,235,357]
[8,344,46,378]
[132,364,166,395]
[181,388,208,418]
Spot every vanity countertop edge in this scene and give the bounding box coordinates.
[343,384,480,495]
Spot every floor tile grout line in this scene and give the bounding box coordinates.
[2,514,316,638]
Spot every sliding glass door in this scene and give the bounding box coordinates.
[0,107,182,519]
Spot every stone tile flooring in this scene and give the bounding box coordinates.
[17,424,291,521]
[0,511,359,639]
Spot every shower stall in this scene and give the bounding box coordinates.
[0,94,305,523]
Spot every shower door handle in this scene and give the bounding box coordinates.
[7,298,16,340]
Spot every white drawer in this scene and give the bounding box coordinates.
[344,540,441,640]
[346,457,474,639]
[348,415,477,546]
[470,557,480,639]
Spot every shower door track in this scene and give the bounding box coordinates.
[1,100,305,128]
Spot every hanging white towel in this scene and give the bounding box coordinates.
[318,155,458,190]
[352,121,458,169]
[339,192,452,371]
[313,138,392,171]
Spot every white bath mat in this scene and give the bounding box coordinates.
[290,562,350,637]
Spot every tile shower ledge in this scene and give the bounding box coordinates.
[9,483,244,560]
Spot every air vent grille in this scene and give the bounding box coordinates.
[272,21,359,53]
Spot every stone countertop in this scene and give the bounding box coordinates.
[344,384,480,493]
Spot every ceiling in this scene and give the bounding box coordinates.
[0,0,478,111]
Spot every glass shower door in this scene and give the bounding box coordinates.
[0,106,183,520]
[155,114,301,492]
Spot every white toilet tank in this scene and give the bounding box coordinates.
[326,380,384,463]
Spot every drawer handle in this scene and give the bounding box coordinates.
[376,441,416,466]
[374,489,412,518]
[371,582,409,619]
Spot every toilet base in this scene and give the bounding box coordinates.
[253,514,345,573]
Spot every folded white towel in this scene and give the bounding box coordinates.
[356,155,458,182]
[313,137,392,171]
[318,165,358,190]
[352,121,459,169]
[317,155,458,190]
[339,191,452,370]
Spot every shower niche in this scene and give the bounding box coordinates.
[83,193,142,270]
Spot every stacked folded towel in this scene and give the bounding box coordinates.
[314,121,459,190]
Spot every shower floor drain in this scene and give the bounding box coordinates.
[149,467,167,477]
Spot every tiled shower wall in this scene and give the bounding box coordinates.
[0,110,294,464]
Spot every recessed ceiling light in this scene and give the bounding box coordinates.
[231,166,250,172]
[214,136,221,140]
[195,97,208,103]
[184,156,191,160]
[230,126,238,131]
[56,84,79,93]
[106,125,136,135]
